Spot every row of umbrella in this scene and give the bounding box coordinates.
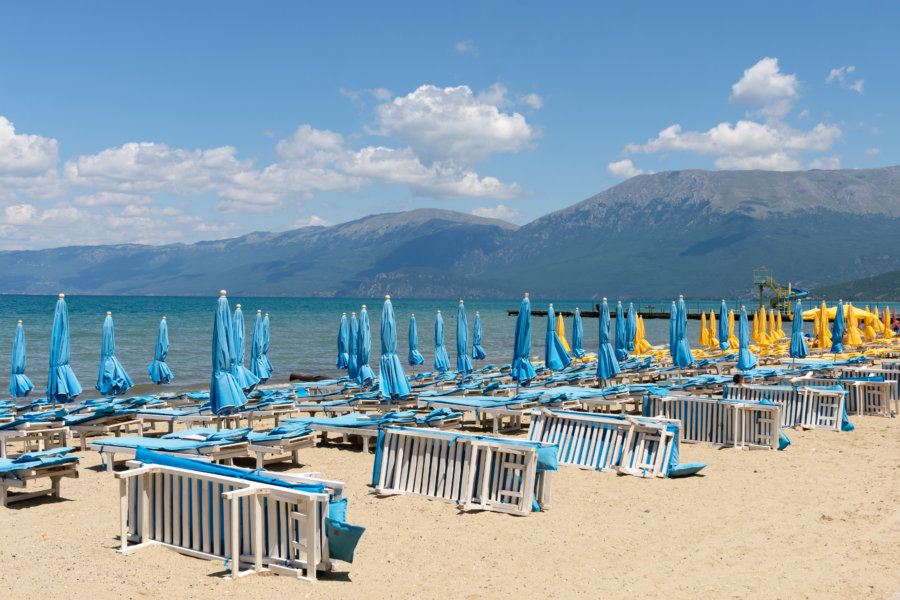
[9,293,274,409]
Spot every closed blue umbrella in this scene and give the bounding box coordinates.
[47,294,82,404]
[596,298,621,380]
[231,305,260,392]
[10,320,34,397]
[379,295,411,398]
[737,306,757,371]
[408,314,425,365]
[626,303,637,352]
[718,300,730,351]
[674,296,694,368]
[511,294,536,382]
[472,312,487,360]
[250,310,271,382]
[668,301,677,363]
[545,304,571,370]
[457,300,473,374]
[830,300,846,354]
[571,308,586,359]
[357,305,375,385]
[336,312,350,369]
[789,300,809,360]
[147,316,173,384]
[614,301,628,361]
[433,311,451,372]
[261,313,273,374]
[348,312,360,379]
[96,311,134,396]
[210,290,246,415]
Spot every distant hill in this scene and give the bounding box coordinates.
[2,166,900,298]
[814,270,900,301]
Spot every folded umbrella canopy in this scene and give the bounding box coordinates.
[10,320,34,397]
[408,314,425,366]
[845,303,863,346]
[707,310,718,348]
[348,312,360,379]
[230,304,260,392]
[718,300,730,351]
[884,307,894,340]
[555,313,572,354]
[433,310,451,373]
[261,313,274,374]
[336,312,350,369]
[147,316,173,384]
[737,306,758,371]
[379,295,410,398]
[699,312,709,347]
[571,308,586,359]
[668,301,677,363]
[625,303,637,353]
[250,310,271,382]
[818,301,832,350]
[96,311,134,396]
[511,293,536,383]
[830,301,845,354]
[544,304,571,371]
[357,305,376,385]
[614,301,628,361]
[673,295,693,368]
[47,294,82,404]
[456,300,473,374]
[789,300,809,360]
[472,312,487,361]
[727,309,739,349]
[210,290,246,415]
[596,298,620,381]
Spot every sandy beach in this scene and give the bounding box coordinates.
[2,412,898,600]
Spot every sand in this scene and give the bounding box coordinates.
[2,416,899,600]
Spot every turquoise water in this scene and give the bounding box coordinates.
[2,295,897,401]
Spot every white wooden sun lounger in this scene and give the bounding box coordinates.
[782,374,896,417]
[0,449,80,507]
[647,395,780,450]
[248,433,317,469]
[0,422,69,458]
[722,384,845,431]
[89,438,250,472]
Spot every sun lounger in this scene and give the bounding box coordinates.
[0,409,69,458]
[246,425,318,469]
[116,448,362,580]
[417,395,540,433]
[65,407,144,450]
[782,374,896,417]
[372,426,557,516]
[0,447,80,506]
[89,427,255,471]
[527,408,694,476]
[722,383,849,432]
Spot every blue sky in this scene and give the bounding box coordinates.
[0,1,896,249]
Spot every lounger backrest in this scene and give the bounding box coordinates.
[723,384,844,431]
[779,376,894,416]
[648,395,779,450]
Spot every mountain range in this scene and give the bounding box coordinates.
[3,166,900,299]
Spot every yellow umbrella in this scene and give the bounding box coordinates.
[699,312,709,346]
[751,311,760,342]
[555,313,572,353]
[803,305,879,321]
[812,309,820,339]
[757,309,770,346]
[727,310,739,349]
[635,316,652,354]
[884,307,894,339]
[776,311,785,339]
[767,309,777,341]
[846,303,863,346]
[863,316,877,341]
[872,305,884,332]
[818,301,832,349]
[708,310,718,348]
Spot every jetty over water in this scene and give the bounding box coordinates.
[508,304,800,320]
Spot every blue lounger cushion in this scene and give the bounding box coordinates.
[667,462,707,478]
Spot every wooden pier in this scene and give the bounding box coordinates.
[508,306,799,320]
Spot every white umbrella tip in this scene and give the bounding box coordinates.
[603,297,607,302]
[220,290,226,297]
[437,310,441,313]
[58,293,65,299]
[475,311,479,315]
[549,303,553,308]
[106,311,111,316]
[162,316,166,320]
[351,311,356,316]
[524,292,529,298]
[236,303,241,309]
[362,304,366,309]
[17,319,22,324]
[385,295,390,300]
[264,313,269,317]
[342,311,346,316]
[459,299,464,304]
[679,294,684,299]
[257,309,262,314]
[411,313,415,317]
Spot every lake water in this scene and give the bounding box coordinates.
[2,295,897,401]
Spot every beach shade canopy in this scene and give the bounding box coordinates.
[614,301,628,361]
[147,316,173,384]
[357,305,376,385]
[10,320,34,397]
[699,312,709,346]
[845,304,863,346]
[96,311,134,396]
[596,298,621,380]
[336,312,350,369]
[348,313,360,379]
[472,312,487,360]
[511,293,536,382]
[230,305,260,392]
[789,300,810,359]
[47,294,82,404]
[261,313,274,374]
[433,310,451,372]
[555,313,572,354]
[668,302,677,362]
[625,303,637,352]
[718,300,730,351]
[737,306,758,371]
[571,308,586,359]
[544,304,571,371]
[250,310,272,382]
[379,295,411,398]
[408,314,425,366]
[884,307,894,340]
[707,310,717,348]
[456,300,473,374]
[210,290,246,415]
[830,301,846,354]
[673,296,694,368]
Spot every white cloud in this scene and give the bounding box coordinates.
[866,148,881,156]
[607,159,644,179]
[455,40,477,55]
[807,155,841,170]
[0,117,59,176]
[471,204,519,220]
[3,203,38,225]
[292,215,331,228]
[716,152,802,171]
[73,192,152,207]
[374,84,538,164]
[826,66,864,94]
[798,108,810,119]
[729,57,799,119]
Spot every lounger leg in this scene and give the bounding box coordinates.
[292,449,300,465]
[107,453,115,473]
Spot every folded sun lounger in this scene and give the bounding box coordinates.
[0,447,80,506]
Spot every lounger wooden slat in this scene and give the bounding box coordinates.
[722,384,845,431]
